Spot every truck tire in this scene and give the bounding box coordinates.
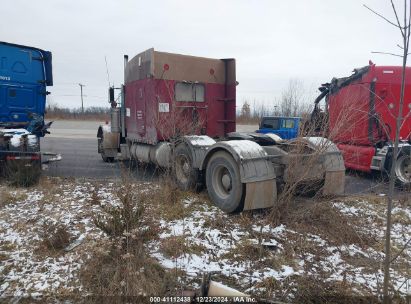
[206,151,244,213]
[174,143,198,190]
[394,153,411,186]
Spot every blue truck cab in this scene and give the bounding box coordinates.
[0,41,53,135]
[256,116,300,140]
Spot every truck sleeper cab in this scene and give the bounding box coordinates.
[0,41,53,179]
[312,63,411,185]
[98,49,346,213]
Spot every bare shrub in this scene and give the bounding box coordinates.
[4,160,41,187]
[83,178,177,298]
[89,184,101,206]
[94,187,144,238]
[40,220,72,251]
[81,240,176,298]
[270,138,331,224]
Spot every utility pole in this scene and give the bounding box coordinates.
[79,83,85,114]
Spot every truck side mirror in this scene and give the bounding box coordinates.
[109,87,115,103]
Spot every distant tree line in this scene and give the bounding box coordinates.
[45,102,110,120]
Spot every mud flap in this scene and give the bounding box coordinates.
[323,170,345,195]
[98,125,119,158]
[303,137,345,195]
[243,179,276,211]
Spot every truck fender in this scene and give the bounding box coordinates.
[97,124,119,155]
[201,140,277,211]
[178,135,217,169]
[201,140,276,183]
[302,136,345,195]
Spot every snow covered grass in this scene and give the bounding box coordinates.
[148,194,411,301]
[0,177,410,302]
[0,178,114,298]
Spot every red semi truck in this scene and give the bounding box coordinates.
[312,62,411,185]
[98,49,345,212]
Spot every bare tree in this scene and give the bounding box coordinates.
[364,1,410,302]
[240,101,251,119]
[279,79,304,117]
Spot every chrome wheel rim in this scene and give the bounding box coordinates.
[213,165,232,199]
[395,155,411,184]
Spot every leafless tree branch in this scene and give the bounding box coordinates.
[364,4,403,29]
[371,51,404,57]
[391,0,405,36]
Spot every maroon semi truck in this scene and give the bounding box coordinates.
[312,62,411,185]
[98,49,345,212]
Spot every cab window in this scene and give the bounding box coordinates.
[175,82,205,102]
[262,118,280,130]
[282,119,295,129]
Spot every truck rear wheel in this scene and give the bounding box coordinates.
[394,153,411,186]
[174,143,198,190]
[206,151,244,213]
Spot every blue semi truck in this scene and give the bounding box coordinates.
[0,41,53,180]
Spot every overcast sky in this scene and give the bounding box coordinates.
[1,0,405,110]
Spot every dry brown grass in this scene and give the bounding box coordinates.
[81,177,180,298]
[39,220,72,252]
[286,200,377,247]
[81,241,177,298]
[150,175,203,221]
[392,210,411,226]
[255,273,376,303]
[160,235,206,259]
[3,160,41,187]
[291,275,364,304]
[0,189,27,207]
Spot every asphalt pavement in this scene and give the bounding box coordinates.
[41,120,397,196]
[41,120,259,180]
[41,120,157,180]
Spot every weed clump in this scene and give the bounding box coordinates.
[40,220,72,251]
[83,181,177,297]
[0,190,27,208]
[4,160,41,187]
[94,187,144,237]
